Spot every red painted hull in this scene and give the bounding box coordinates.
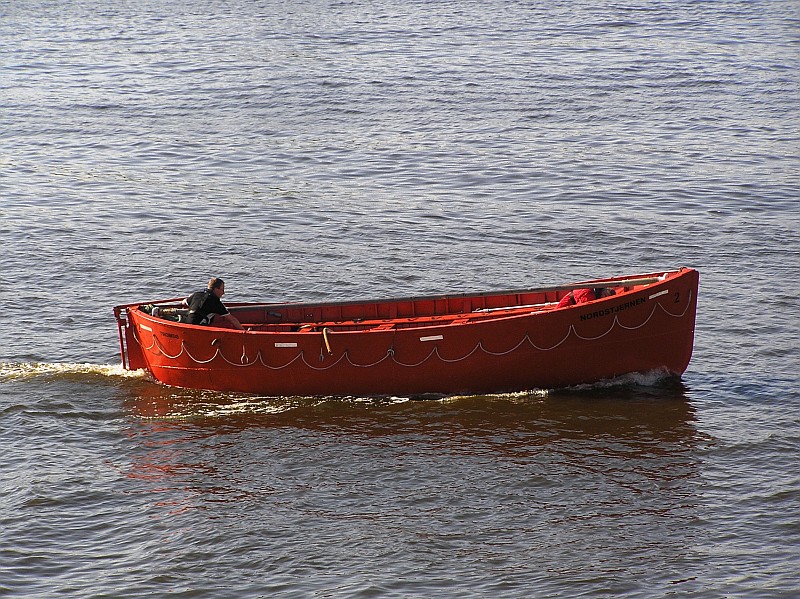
[114,268,698,396]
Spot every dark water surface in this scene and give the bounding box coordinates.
[2,0,799,597]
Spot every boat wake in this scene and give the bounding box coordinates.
[0,361,148,382]
[439,369,680,403]
[570,368,678,390]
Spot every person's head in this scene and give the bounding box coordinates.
[596,287,615,298]
[207,277,225,297]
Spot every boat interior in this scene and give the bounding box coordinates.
[135,275,666,333]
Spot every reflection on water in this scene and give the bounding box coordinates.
[118,373,701,518]
[120,370,697,443]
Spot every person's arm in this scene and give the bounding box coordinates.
[219,313,244,330]
[211,296,242,329]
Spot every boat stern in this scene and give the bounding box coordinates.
[113,305,148,371]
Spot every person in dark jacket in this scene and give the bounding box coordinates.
[182,277,244,330]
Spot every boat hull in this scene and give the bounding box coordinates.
[115,268,698,396]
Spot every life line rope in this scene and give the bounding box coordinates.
[132,291,693,371]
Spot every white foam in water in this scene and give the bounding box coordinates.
[567,368,674,391]
[0,361,148,381]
